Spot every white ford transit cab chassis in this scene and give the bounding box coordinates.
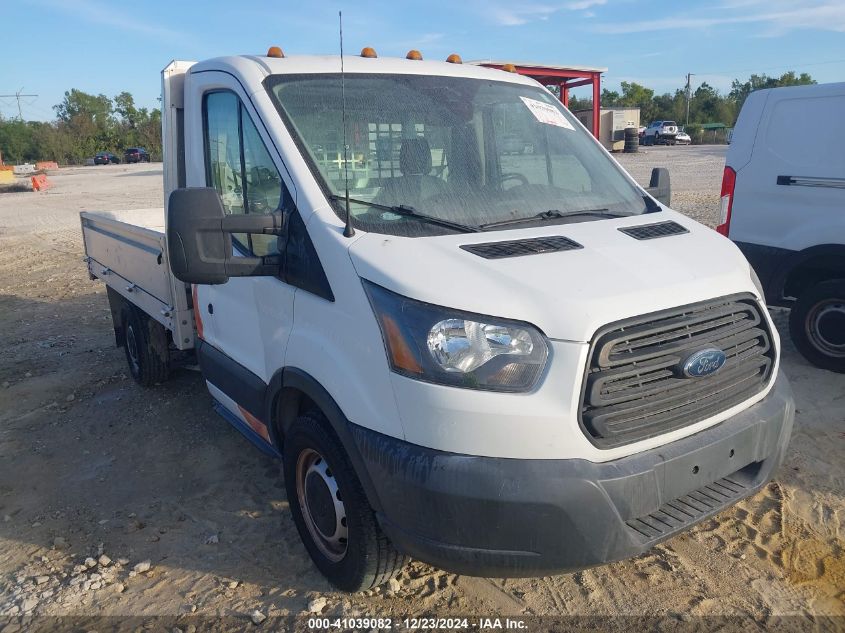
[81,49,794,591]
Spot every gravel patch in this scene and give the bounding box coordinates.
[616,144,727,227]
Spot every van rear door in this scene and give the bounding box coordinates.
[729,84,845,254]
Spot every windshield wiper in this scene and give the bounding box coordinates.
[329,195,479,233]
[479,208,621,229]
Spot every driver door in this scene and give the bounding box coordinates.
[185,72,296,419]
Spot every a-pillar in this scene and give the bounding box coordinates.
[591,72,601,139]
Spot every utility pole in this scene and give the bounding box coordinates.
[685,73,694,127]
[0,88,38,120]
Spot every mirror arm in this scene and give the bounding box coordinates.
[221,212,285,235]
[225,254,281,278]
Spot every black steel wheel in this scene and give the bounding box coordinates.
[121,307,170,386]
[283,411,407,591]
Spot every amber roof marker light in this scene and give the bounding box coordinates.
[360,47,378,58]
[406,50,423,60]
[266,46,285,58]
[446,53,463,64]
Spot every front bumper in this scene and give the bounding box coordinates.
[350,372,794,577]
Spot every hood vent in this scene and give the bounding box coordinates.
[460,235,583,259]
[619,221,689,240]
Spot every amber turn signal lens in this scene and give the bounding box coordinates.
[502,63,517,73]
[266,46,284,58]
[381,315,423,375]
[446,53,462,64]
[406,49,423,60]
[360,47,378,58]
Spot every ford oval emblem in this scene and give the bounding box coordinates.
[682,348,727,378]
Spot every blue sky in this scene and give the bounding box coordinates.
[1,0,843,121]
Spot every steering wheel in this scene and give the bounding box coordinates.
[500,173,530,189]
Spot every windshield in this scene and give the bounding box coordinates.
[267,73,648,236]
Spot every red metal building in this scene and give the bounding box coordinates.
[472,60,606,140]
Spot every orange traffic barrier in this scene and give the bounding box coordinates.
[0,165,13,171]
[36,161,58,171]
[31,174,52,191]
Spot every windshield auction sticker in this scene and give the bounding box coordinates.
[520,96,575,130]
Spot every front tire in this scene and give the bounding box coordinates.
[789,280,845,373]
[284,411,407,591]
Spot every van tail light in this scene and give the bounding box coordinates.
[717,166,736,236]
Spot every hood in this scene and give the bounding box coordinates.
[348,210,758,342]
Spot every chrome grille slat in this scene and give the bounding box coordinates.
[581,295,775,448]
[593,362,769,435]
[591,357,769,408]
[603,319,764,367]
[610,309,753,354]
[594,331,769,397]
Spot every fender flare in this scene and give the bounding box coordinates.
[263,366,386,514]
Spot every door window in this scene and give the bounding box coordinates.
[203,91,285,255]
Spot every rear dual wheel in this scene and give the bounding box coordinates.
[789,280,845,373]
[284,411,407,591]
[121,307,170,386]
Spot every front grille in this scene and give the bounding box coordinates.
[626,472,750,541]
[618,220,689,240]
[460,236,582,259]
[581,295,775,448]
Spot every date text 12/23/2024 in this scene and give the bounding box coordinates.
[308,617,528,630]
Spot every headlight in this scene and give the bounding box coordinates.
[363,280,549,392]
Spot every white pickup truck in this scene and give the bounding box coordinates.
[643,120,680,145]
[81,49,794,592]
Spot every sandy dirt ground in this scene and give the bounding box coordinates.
[0,151,843,630]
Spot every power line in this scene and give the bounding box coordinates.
[0,88,39,119]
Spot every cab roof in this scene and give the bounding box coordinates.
[188,54,541,89]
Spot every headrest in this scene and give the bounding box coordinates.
[399,137,432,176]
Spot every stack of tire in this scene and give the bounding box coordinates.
[624,127,639,153]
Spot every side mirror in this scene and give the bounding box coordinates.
[166,187,284,285]
[646,167,671,207]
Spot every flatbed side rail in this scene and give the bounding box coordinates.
[80,211,195,350]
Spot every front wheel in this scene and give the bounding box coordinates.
[284,412,407,591]
[789,280,845,373]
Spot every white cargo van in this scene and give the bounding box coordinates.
[719,82,845,372]
[81,49,794,591]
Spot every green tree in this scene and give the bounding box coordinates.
[114,91,138,126]
[620,82,655,122]
[729,71,815,120]
[600,88,621,105]
[567,95,593,111]
[54,89,113,125]
[0,118,35,163]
